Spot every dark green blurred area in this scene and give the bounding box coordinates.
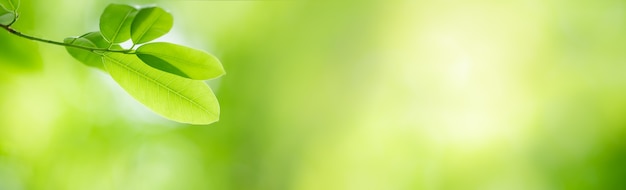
[2,0,626,189]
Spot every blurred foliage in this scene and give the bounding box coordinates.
[1,0,626,189]
[0,0,41,76]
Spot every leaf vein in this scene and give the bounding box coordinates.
[104,54,216,118]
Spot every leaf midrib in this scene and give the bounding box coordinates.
[4,0,16,11]
[139,45,221,69]
[7,0,13,10]
[0,0,13,11]
[103,54,217,118]
[139,49,202,67]
[134,9,162,43]
[109,9,134,43]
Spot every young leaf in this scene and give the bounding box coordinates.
[136,42,224,80]
[102,53,220,125]
[64,32,121,69]
[130,6,173,44]
[0,10,14,25]
[100,4,137,43]
[0,0,19,11]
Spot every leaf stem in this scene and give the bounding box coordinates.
[0,24,134,54]
[6,12,18,26]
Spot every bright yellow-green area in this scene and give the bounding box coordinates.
[1,0,626,189]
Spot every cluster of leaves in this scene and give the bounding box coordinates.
[0,0,18,25]
[2,1,224,125]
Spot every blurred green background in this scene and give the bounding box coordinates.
[2,0,626,189]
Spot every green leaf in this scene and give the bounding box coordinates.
[131,6,173,44]
[0,0,19,11]
[100,4,137,43]
[64,32,121,69]
[136,42,224,80]
[102,53,220,125]
[0,10,14,25]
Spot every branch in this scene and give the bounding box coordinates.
[0,24,134,54]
